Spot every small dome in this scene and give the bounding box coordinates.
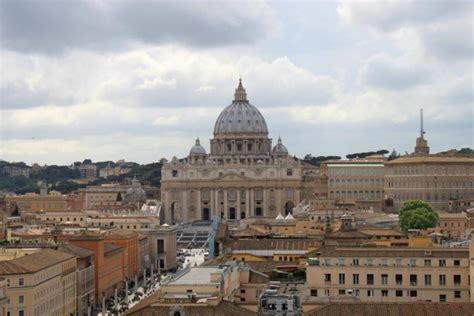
[213,79,269,136]
[127,176,145,196]
[272,137,288,155]
[189,138,206,155]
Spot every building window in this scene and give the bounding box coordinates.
[353,274,359,285]
[380,259,388,267]
[453,259,460,267]
[240,289,246,294]
[439,294,446,302]
[172,170,178,177]
[439,259,446,267]
[409,259,416,266]
[18,278,24,287]
[395,259,402,267]
[19,296,24,304]
[157,240,165,254]
[410,290,417,297]
[337,258,345,266]
[310,289,318,297]
[352,259,359,266]
[454,291,461,299]
[425,274,432,286]
[453,275,461,285]
[339,273,345,285]
[395,274,403,285]
[381,274,388,285]
[424,259,431,267]
[367,289,373,297]
[367,274,374,285]
[439,275,446,286]
[338,289,345,295]
[396,290,403,297]
[410,274,417,286]
[324,259,331,266]
[381,290,388,297]
[324,274,331,282]
[324,289,330,296]
[287,169,293,176]
[367,258,373,267]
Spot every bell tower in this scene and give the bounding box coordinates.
[414,108,429,155]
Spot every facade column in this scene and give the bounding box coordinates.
[223,190,228,219]
[237,189,241,219]
[250,189,254,216]
[246,188,250,216]
[197,190,202,220]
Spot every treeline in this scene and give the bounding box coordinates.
[303,155,341,167]
[346,149,389,159]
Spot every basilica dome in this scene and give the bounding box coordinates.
[272,137,288,155]
[189,138,206,155]
[213,79,268,136]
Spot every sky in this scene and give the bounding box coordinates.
[0,0,472,165]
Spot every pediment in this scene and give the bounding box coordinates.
[215,172,250,181]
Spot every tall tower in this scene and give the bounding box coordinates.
[414,108,430,155]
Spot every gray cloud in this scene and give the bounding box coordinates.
[359,54,431,90]
[0,0,279,54]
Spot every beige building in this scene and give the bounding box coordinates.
[5,191,74,214]
[321,157,386,205]
[307,246,470,303]
[470,232,474,302]
[161,80,318,223]
[143,225,177,271]
[0,248,77,316]
[384,155,474,212]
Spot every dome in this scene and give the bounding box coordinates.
[213,79,268,135]
[127,177,145,196]
[272,137,288,155]
[189,138,206,155]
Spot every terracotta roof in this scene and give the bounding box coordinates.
[386,155,474,165]
[57,244,95,259]
[126,298,255,316]
[317,246,469,259]
[0,249,75,275]
[227,238,320,251]
[326,230,369,239]
[306,302,474,316]
[358,228,406,237]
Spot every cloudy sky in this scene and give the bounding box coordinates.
[0,1,472,165]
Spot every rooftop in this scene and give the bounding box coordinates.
[316,246,468,259]
[0,249,75,275]
[171,266,225,285]
[386,154,474,165]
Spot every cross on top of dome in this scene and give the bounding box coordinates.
[233,78,248,102]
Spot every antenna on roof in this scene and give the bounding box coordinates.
[420,108,425,139]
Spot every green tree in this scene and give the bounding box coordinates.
[399,200,438,232]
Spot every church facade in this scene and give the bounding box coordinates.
[160,80,319,224]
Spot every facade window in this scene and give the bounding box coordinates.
[367,289,373,297]
[324,289,330,296]
[380,259,388,267]
[338,289,345,295]
[157,240,165,254]
[18,278,24,287]
[310,289,318,297]
[324,259,331,266]
[396,290,403,297]
[396,274,403,285]
[409,259,416,266]
[18,311,24,316]
[381,274,388,285]
[338,273,345,285]
[439,259,446,267]
[410,274,417,286]
[439,275,446,286]
[367,274,374,285]
[425,274,432,286]
[381,290,388,297]
[454,291,461,299]
[439,294,446,302]
[324,274,331,282]
[367,258,373,266]
[424,259,431,267]
[172,170,178,177]
[353,274,359,285]
[287,169,293,176]
[395,259,402,267]
[337,258,345,266]
[19,296,24,304]
[352,258,359,266]
[453,275,461,285]
[410,290,417,297]
[453,259,460,267]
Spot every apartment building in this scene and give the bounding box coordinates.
[0,249,77,316]
[105,230,139,280]
[307,246,470,303]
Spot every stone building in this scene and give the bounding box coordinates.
[307,246,470,302]
[384,155,474,212]
[161,80,319,223]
